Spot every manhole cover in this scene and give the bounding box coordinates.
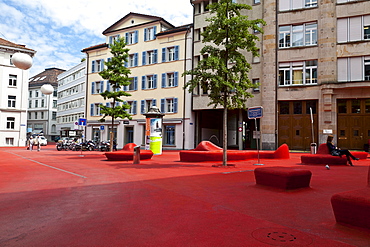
[252,228,313,246]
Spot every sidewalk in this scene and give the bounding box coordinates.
[0,145,369,246]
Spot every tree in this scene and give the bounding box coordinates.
[184,0,265,166]
[99,37,132,151]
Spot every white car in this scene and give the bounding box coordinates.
[38,136,48,146]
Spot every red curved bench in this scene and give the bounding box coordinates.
[179,141,290,162]
[331,166,370,229]
[104,143,153,161]
[301,143,368,165]
[255,167,312,190]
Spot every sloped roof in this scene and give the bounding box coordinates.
[0,37,36,54]
[29,68,66,87]
[156,24,193,37]
[81,43,108,53]
[102,12,174,35]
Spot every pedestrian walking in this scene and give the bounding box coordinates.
[34,135,41,151]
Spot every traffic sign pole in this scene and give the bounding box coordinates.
[248,107,264,166]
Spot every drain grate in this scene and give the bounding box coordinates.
[252,228,313,246]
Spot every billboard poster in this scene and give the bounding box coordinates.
[145,118,163,155]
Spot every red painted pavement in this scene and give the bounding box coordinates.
[0,145,369,246]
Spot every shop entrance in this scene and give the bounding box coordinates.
[278,100,318,151]
[337,99,370,150]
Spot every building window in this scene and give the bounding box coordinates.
[41,112,44,119]
[29,100,32,108]
[6,117,15,129]
[9,75,17,86]
[164,125,175,145]
[109,34,120,44]
[52,112,57,120]
[53,100,57,108]
[125,77,138,91]
[92,81,104,94]
[125,31,138,45]
[90,103,102,116]
[279,0,317,11]
[141,99,157,114]
[252,79,260,92]
[142,50,158,65]
[279,60,317,86]
[279,23,317,48]
[8,95,16,108]
[161,72,179,88]
[254,0,261,4]
[35,100,38,108]
[35,91,39,97]
[128,53,138,67]
[338,57,370,82]
[35,112,38,119]
[194,29,201,41]
[126,101,137,115]
[161,98,178,113]
[338,15,370,43]
[365,59,370,81]
[162,46,179,62]
[144,27,156,41]
[142,75,157,90]
[41,99,45,107]
[6,138,14,145]
[365,25,370,40]
[92,59,104,73]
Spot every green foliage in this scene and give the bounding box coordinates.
[99,37,132,122]
[184,0,265,109]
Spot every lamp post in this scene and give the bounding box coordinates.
[40,84,54,141]
[143,106,165,155]
[11,52,33,146]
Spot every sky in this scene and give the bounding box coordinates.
[0,0,193,77]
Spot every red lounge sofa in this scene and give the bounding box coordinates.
[254,167,312,190]
[104,143,154,161]
[179,141,290,162]
[331,166,370,229]
[301,143,368,165]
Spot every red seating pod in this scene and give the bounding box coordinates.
[179,141,290,162]
[104,143,154,161]
[301,143,368,165]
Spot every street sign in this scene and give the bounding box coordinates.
[78,118,87,126]
[100,125,105,131]
[248,106,263,119]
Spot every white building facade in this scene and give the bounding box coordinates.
[0,38,36,147]
[56,61,86,139]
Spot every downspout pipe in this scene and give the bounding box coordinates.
[183,25,191,150]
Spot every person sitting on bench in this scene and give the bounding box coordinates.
[327,135,359,166]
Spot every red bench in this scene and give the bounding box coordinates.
[301,143,368,165]
[254,167,312,190]
[104,143,153,161]
[179,141,290,162]
[331,166,370,229]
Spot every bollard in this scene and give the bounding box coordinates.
[133,146,140,164]
[310,143,317,154]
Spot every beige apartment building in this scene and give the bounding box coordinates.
[82,13,194,150]
[191,0,370,151]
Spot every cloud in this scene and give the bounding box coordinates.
[0,0,192,77]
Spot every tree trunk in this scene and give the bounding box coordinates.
[223,92,228,166]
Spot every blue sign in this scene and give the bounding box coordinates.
[100,125,105,131]
[78,118,87,126]
[248,106,263,119]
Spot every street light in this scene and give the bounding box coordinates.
[11,52,33,70]
[40,84,54,141]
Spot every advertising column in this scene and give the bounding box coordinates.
[144,106,165,155]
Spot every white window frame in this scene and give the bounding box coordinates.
[6,117,15,129]
[279,60,317,86]
[279,23,317,48]
[168,47,175,61]
[147,75,154,89]
[9,75,17,87]
[8,95,16,108]
[167,98,175,113]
